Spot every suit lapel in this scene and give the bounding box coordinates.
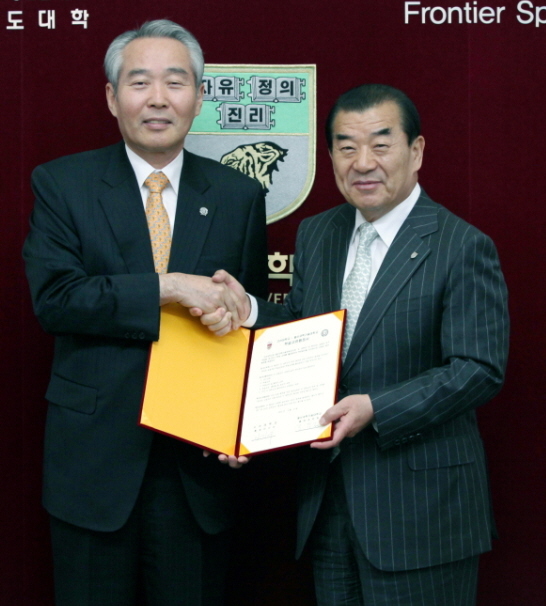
[320,204,355,312]
[98,147,216,276]
[342,193,439,376]
[98,143,155,274]
[168,151,217,274]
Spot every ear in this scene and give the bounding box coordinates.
[411,135,425,172]
[194,83,205,118]
[105,83,117,118]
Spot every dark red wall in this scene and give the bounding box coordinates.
[2,1,545,604]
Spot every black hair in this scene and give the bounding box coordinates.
[325,84,421,150]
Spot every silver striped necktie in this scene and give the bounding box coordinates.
[340,221,378,359]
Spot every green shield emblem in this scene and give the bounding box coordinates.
[186,65,316,224]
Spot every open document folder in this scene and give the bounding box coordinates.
[140,304,345,457]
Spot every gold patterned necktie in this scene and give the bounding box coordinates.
[144,171,171,274]
[340,221,378,360]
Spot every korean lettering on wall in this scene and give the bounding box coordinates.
[268,252,294,303]
[6,8,89,30]
[203,75,306,130]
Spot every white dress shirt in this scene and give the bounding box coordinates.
[125,145,183,235]
[343,183,421,291]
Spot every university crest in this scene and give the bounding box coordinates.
[186,65,316,223]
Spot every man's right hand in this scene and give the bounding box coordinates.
[212,270,248,309]
[159,273,246,332]
[189,270,250,336]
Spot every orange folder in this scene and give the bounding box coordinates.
[140,304,345,456]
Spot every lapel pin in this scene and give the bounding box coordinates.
[410,251,418,259]
[199,207,208,216]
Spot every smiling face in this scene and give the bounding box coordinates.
[106,37,204,168]
[329,102,424,222]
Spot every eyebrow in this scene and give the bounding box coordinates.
[126,67,191,78]
[165,67,191,77]
[126,68,147,78]
[334,127,393,142]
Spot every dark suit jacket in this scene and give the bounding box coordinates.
[24,142,268,534]
[257,190,509,571]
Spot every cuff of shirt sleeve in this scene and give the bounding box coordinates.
[242,294,258,327]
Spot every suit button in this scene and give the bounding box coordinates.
[401,437,408,444]
[124,332,130,339]
[394,439,401,446]
[138,332,145,340]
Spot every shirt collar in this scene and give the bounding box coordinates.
[124,145,184,196]
[352,183,421,247]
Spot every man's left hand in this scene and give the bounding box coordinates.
[310,394,374,449]
[203,450,250,469]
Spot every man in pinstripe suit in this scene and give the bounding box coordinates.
[202,84,509,605]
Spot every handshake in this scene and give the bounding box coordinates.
[159,269,250,336]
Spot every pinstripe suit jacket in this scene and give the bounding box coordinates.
[257,189,509,571]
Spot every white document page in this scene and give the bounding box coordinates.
[239,311,344,454]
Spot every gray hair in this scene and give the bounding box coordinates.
[104,20,204,93]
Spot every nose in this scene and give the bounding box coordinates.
[353,147,376,173]
[147,82,168,107]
